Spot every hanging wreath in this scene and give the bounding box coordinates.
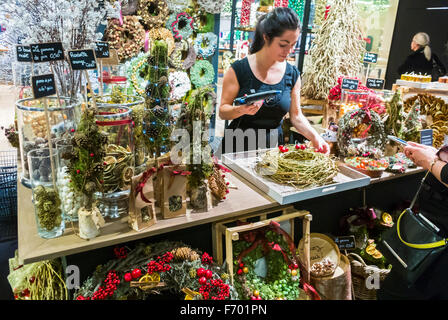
[190,59,215,88]
[169,40,197,70]
[337,108,386,158]
[126,52,150,96]
[166,12,194,41]
[106,16,145,62]
[166,0,189,12]
[192,12,215,33]
[148,27,175,56]
[197,0,225,14]
[137,0,170,29]
[193,32,218,58]
[169,71,191,101]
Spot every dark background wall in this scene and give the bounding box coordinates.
[385,0,448,89]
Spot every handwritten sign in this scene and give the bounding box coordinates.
[363,52,378,64]
[420,129,433,146]
[68,49,97,70]
[341,78,359,90]
[95,42,110,59]
[31,74,56,99]
[334,236,356,250]
[16,45,32,62]
[366,78,385,90]
[30,42,64,63]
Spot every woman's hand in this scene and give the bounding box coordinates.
[404,141,438,170]
[236,100,264,116]
[311,136,330,155]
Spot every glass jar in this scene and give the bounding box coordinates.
[55,139,83,222]
[16,96,80,188]
[94,105,135,219]
[339,90,370,117]
[28,148,65,239]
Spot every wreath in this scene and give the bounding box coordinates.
[193,32,218,58]
[232,221,306,300]
[337,107,386,158]
[137,0,170,29]
[166,0,188,12]
[148,27,175,56]
[126,52,150,96]
[169,71,191,101]
[169,40,197,70]
[192,12,215,33]
[106,16,145,61]
[190,59,215,88]
[197,0,225,14]
[166,12,194,41]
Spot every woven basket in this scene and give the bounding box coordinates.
[347,253,390,300]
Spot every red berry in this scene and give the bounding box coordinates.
[205,269,213,279]
[131,268,142,279]
[22,288,30,297]
[197,268,205,278]
[71,129,75,132]
[237,269,243,275]
[29,276,35,284]
[198,276,207,285]
[294,263,299,269]
[90,153,94,157]
[250,296,257,300]
[257,296,262,300]
[124,273,132,282]
[279,145,284,149]
[300,145,306,150]
[76,169,80,174]
[295,144,300,149]
[239,263,244,268]
[284,148,289,152]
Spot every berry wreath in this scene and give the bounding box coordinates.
[193,32,218,59]
[106,16,145,62]
[190,59,215,88]
[166,12,194,41]
[137,0,170,29]
[169,39,197,70]
[337,107,386,158]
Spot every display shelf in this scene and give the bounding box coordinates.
[17,170,280,264]
[369,166,425,184]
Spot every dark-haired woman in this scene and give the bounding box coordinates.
[218,7,329,155]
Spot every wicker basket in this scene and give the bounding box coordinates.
[347,253,390,300]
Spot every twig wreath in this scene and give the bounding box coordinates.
[337,108,386,158]
[197,0,225,14]
[169,71,191,101]
[169,40,197,70]
[106,16,145,61]
[193,32,218,58]
[190,59,215,88]
[137,0,170,29]
[166,12,194,41]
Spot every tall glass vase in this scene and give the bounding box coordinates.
[28,148,65,239]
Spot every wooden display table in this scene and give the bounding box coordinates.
[18,171,284,264]
[392,83,448,102]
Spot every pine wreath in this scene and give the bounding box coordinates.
[106,16,145,62]
[193,32,218,58]
[137,0,170,29]
[337,108,386,157]
[190,59,215,88]
[166,12,194,41]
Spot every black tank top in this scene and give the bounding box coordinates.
[229,57,300,129]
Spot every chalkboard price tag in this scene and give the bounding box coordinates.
[31,74,56,99]
[341,78,359,90]
[334,235,356,250]
[16,45,32,62]
[420,129,433,146]
[363,52,378,64]
[366,78,385,90]
[68,49,97,70]
[95,42,110,59]
[30,42,64,63]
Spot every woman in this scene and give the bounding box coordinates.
[378,142,448,299]
[397,32,446,81]
[218,7,329,155]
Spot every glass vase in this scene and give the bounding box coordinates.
[94,105,135,219]
[28,148,65,239]
[55,139,83,222]
[16,96,80,188]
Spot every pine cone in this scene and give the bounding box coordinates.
[189,251,200,262]
[152,105,166,118]
[208,166,227,200]
[171,247,194,261]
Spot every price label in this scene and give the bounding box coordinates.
[16,45,32,62]
[31,74,56,99]
[334,235,356,250]
[363,52,378,64]
[94,42,110,59]
[366,78,385,90]
[30,42,64,63]
[420,129,433,146]
[68,49,97,70]
[341,78,359,90]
